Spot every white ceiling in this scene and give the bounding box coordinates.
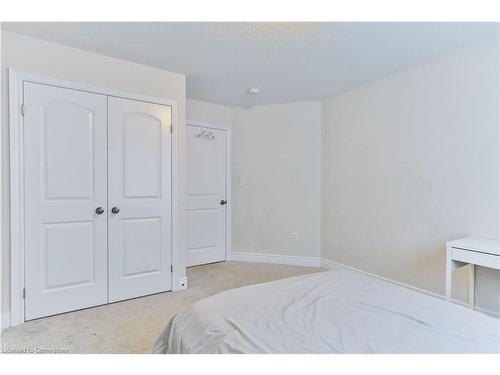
[2,22,497,106]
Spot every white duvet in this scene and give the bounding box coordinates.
[154,267,500,353]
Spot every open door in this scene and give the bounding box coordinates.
[186,124,227,266]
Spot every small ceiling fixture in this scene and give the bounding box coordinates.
[247,88,260,95]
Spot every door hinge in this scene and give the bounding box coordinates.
[21,103,25,116]
[22,288,26,299]
[170,125,173,133]
[170,265,173,273]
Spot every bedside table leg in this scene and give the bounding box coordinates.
[468,264,475,308]
[445,246,452,301]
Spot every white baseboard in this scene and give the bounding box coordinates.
[1,311,11,332]
[473,305,500,318]
[229,253,500,318]
[320,258,445,299]
[321,258,500,317]
[229,251,320,268]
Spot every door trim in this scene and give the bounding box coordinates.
[9,70,182,327]
[186,119,232,264]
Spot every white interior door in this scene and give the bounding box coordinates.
[186,125,227,267]
[107,97,172,302]
[24,82,108,320]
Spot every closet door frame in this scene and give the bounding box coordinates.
[8,70,182,327]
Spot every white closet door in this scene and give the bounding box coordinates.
[107,97,172,302]
[24,82,108,320]
[186,125,227,267]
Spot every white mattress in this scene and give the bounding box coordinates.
[154,268,500,353]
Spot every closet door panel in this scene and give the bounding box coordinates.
[107,97,172,302]
[24,82,108,320]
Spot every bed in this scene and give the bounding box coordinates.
[153,267,500,354]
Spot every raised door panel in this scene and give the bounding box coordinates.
[24,82,108,320]
[122,218,162,278]
[44,221,95,289]
[123,114,162,199]
[107,97,172,302]
[187,137,218,196]
[44,103,95,200]
[186,125,227,267]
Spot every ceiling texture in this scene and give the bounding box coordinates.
[2,22,498,106]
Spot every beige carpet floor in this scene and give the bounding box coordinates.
[1,261,321,354]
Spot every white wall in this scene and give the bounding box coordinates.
[1,31,187,329]
[187,99,233,128]
[186,99,322,262]
[232,102,322,260]
[321,38,500,314]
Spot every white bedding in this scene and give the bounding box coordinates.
[153,267,500,354]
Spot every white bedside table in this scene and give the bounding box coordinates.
[446,237,500,308]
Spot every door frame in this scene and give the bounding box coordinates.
[9,70,182,326]
[186,119,232,264]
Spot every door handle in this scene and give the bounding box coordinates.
[111,206,120,214]
[220,200,227,205]
[95,207,104,215]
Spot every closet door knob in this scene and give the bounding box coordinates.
[95,207,104,215]
[111,207,120,214]
[220,200,227,205]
